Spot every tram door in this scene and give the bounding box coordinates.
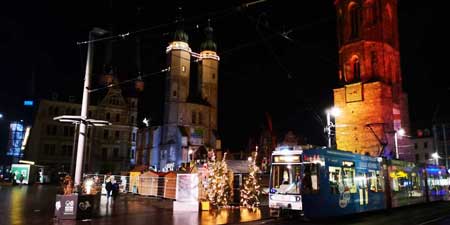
[358,172,369,206]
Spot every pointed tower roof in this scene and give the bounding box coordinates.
[200,19,217,52]
[173,6,189,43]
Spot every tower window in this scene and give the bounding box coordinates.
[116,114,120,122]
[352,57,361,81]
[212,73,216,79]
[182,66,186,72]
[173,90,177,97]
[349,4,360,39]
[106,113,111,121]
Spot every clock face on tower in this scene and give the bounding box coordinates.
[345,82,363,103]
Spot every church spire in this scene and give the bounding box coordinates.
[173,5,189,43]
[200,19,217,52]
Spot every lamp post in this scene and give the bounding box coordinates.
[54,115,111,183]
[394,128,405,159]
[73,27,109,188]
[325,107,341,148]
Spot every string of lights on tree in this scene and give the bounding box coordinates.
[206,151,232,208]
[240,149,262,210]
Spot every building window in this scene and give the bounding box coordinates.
[103,130,109,139]
[49,144,56,155]
[64,126,69,136]
[113,148,119,158]
[132,132,136,142]
[43,144,50,155]
[415,154,420,162]
[88,111,92,118]
[116,114,120,122]
[192,111,197,124]
[106,113,111,121]
[425,153,429,160]
[131,116,135,124]
[212,73,216,79]
[424,142,428,149]
[198,112,202,125]
[115,131,120,139]
[182,66,186,72]
[102,148,108,160]
[414,143,418,149]
[173,90,177,97]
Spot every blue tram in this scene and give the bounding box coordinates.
[268,147,450,218]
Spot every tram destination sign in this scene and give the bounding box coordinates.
[273,155,301,163]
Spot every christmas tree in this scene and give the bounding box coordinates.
[206,151,232,208]
[240,151,262,210]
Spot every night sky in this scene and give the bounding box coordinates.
[0,1,443,151]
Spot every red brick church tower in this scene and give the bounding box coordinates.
[333,0,411,159]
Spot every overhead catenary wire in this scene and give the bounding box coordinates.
[76,1,267,46]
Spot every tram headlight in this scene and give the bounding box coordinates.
[296,196,301,202]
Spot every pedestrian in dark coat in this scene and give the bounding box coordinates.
[111,181,119,201]
[105,178,113,198]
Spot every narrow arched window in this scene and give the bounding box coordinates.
[353,57,361,81]
[349,3,360,39]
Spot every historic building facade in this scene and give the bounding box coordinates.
[333,0,412,160]
[144,21,220,171]
[25,87,138,174]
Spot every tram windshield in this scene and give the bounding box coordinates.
[270,164,302,194]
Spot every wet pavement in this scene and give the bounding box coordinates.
[0,184,269,225]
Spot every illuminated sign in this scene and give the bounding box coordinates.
[342,161,354,167]
[273,155,301,163]
[390,171,408,178]
[303,154,325,165]
[24,100,34,106]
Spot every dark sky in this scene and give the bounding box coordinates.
[0,0,443,151]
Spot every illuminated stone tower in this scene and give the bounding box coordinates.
[158,13,220,170]
[198,20,219,148]
[333,0,411,159]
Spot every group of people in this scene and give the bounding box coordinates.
[105,176,120,201]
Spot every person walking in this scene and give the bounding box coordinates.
[105,176,113,198]
[111,180,119,202]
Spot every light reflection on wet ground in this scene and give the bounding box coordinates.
[0,184,267,225]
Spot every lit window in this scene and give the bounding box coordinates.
[182,66,186,72]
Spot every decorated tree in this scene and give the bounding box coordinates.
[206,151,232,208]
[240,151,262,210]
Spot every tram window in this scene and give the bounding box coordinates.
[368,170,384,192]
[343,167,357,193]
[391,169,410,192]
[329,166,342,194]
[302,163,320,194]
[411,172,421,191]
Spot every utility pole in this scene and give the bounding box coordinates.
[443,124,448,168]
[74,28,108,188]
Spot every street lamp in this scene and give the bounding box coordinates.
[394,128,405,159]
[325,107,341,148]
[431,152,440,165]
[53,115,111,178]
[73,27,109,188]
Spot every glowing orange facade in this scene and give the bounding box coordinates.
[333,0,411,159]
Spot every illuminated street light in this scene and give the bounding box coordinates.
[394,128,405,159]
[325,107,341,148]
[54,115,111,178]
[431,152,440,165]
